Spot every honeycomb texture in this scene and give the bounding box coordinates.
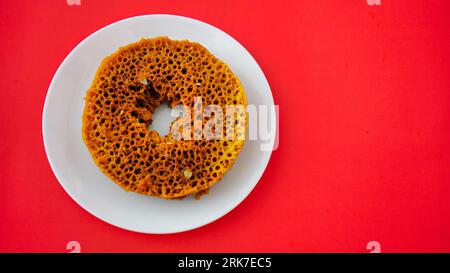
[82,37,247,199]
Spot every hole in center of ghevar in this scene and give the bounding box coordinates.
[148,102,177,136]
[129,79,178,137]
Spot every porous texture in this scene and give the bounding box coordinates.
[82,37,247,199]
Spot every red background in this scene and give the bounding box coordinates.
[1,0,450,252]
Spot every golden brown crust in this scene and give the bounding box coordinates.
[82,37,247,199]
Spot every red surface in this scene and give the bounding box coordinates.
[1,0,450,253]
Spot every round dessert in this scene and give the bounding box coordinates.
[82,37,247,199]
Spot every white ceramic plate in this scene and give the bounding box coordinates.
[43,14,275,234]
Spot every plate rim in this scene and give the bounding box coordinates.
[42,14,276,234]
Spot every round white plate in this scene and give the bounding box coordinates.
[43,14,275,234]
